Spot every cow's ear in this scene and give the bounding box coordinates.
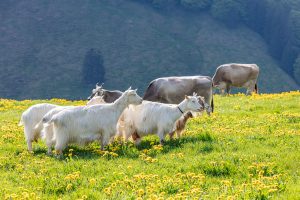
[185,95,189,99]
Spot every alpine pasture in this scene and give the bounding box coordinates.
[0,92,300,199]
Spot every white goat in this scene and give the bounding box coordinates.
[117,94,203,145]
[34,97,106,154]
[19,103,59,151]
[32,106,74,154]
[46,88,143,154]
[86,95,106,106]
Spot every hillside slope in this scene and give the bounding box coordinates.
[0,0,299,99]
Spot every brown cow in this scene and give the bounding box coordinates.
[212,63,259,95]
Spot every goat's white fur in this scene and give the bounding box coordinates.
[33,106,75,154]
[117,94,202,144]
[38,96,106,154]
[19,103,59,151]
[46,88,142,154]
[86,95,106,106]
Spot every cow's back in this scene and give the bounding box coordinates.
[143,76,212,104]
[214,64,259,86]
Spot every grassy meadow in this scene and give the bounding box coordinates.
[0,92,300,199]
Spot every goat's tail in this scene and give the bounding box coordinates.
[18,119,23,126]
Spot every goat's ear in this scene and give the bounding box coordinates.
[127,86,132,91]
[185,95,189,99]
[198,96,204,101]
[134,89,138,92]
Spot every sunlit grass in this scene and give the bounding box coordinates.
[0,91,299,199]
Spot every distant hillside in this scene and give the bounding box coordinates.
[0,0,299,99]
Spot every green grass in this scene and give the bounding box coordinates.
[0,92,300,199]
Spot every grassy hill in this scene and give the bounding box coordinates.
[0,0,299,99]
[0,92,300,199]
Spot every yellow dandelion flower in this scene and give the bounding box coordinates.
[82,195,88,199]
[89,178,96,185]
[137,188,145,196]
[66,183,72,191]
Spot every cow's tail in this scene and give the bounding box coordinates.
[211,96,214,113]
[211,82,214,113]
[255,83,258,94]
[143,82,154,100]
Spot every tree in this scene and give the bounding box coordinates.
[82,48,105,85]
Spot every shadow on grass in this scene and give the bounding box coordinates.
[29,132,215,160]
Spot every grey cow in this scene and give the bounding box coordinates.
[143,76,214,114]
[87,83,123,103]
[212,63,259,95]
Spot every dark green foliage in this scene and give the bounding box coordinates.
[280,9,300,76]
[243,0,268,35]
[180,0,212,10]
[293,55,300,83]
[210,0,246,28]
[82,48,105,86]
[263,2,290,59]
[140,0,179,10]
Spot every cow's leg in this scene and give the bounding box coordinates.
[226,84,231,95]
[220,88,226,96]
[246,81,255,95]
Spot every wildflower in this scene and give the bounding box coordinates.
[89,178,96,185]
[137,188,145,197]
[66,183,73,191]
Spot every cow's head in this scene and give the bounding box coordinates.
[87,83,104,100]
